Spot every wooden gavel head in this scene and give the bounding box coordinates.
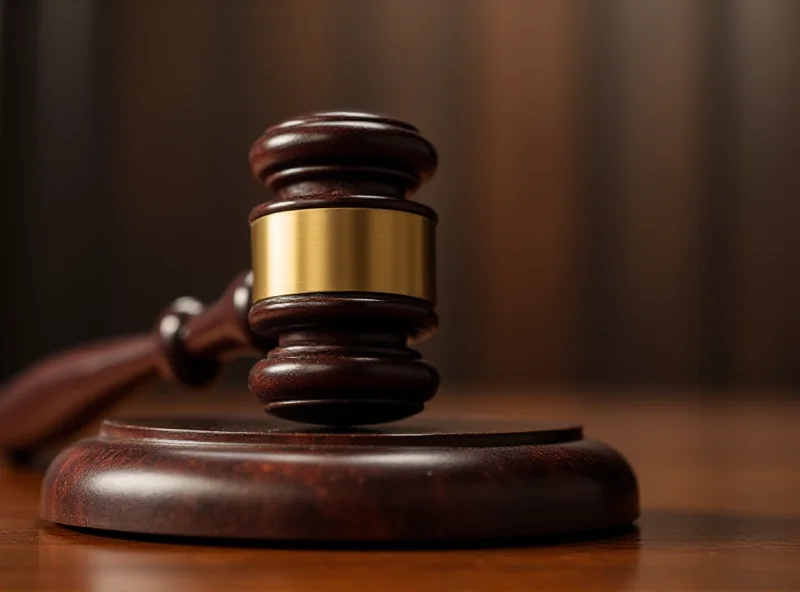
[246,112,440,426]
[0,112,441,453]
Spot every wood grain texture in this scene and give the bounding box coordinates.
[2,389,799,591]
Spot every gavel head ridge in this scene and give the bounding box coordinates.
[246,112,440,426]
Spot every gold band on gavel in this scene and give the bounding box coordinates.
[250,208,435,302]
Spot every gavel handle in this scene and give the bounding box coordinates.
[0,271,270,452]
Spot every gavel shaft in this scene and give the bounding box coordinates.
[0,335,162,450]
[0,272,266,451]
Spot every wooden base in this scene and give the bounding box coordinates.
[41,416,639,542]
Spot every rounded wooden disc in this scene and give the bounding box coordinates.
[99,416,585,445]
[41,416,638,542]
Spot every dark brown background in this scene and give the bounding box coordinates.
[2,0,799,390]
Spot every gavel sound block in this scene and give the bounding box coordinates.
[0,113,638,542]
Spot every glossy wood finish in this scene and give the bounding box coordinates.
[41,416,636,541]
[247,113,440,425]
[249,293,439,425]
[0,272,268,452]
[2,390,799,591]
[248,112,438,216]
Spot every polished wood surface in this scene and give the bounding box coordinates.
[41,416,636,541]
[2,389,799,591]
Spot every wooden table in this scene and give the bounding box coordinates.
[1,389,799,591]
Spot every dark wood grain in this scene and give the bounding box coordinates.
[0,272,267,451]
[40,415,636,541]
[247,113,440,425]
[2,390,799,591]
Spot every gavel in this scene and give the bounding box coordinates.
[0,112,440,452]
[0,112,637,543]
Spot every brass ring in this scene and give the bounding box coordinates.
[250,208,435,302]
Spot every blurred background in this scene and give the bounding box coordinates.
[1,0,798,392]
